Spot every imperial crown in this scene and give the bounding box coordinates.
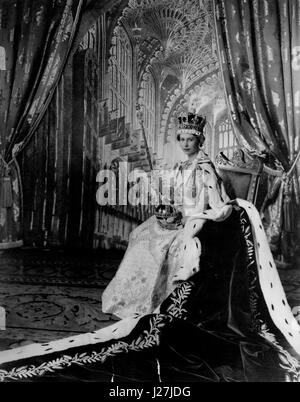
[177,113,206,136]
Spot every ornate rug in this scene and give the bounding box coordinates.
[0,248,299,354]
[0,249,122,351]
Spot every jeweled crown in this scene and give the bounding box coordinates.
[177,113,206,135]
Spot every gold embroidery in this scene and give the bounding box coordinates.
[0,283,192,381]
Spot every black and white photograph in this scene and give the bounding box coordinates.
[0,0,300,386]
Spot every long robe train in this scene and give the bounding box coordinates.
[0,201,299,382]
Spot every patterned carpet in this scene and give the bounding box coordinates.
[0,247,299,353]
[0,248,123,351]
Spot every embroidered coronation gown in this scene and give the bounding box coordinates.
[102,151,232,318]
[0,154,300,381]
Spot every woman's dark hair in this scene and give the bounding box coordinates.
[176,132,205,144]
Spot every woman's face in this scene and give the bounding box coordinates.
[178,133,200,157]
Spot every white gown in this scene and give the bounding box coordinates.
[102,152,232,318]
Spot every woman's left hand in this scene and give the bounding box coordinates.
[181,216,189,226]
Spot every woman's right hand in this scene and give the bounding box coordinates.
[160,194,171,204]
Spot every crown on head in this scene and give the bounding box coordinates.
[177,112,207,136]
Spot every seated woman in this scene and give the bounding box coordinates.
[102,113,232,318]
[0,114,299,382]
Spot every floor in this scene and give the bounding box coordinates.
[0,247,299,353]
[0,248,123,351]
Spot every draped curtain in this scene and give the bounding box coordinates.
[214,0,300,264]
[0,0,84,248]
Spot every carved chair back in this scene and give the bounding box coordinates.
[215,150,265,209]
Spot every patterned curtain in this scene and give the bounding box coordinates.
[214,0,300,264]
[0,0,84,248]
